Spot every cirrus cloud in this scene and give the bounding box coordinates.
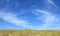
[0,10,30,27]
[47,0,57,8]
[32,9,57,30]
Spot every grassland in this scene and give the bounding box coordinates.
[0,30,60,36]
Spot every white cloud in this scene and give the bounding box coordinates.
[0,9,60,30]
[0,10,40,30]
[0,11,30,27]
[35,10,50,15]
[47,0,57,8]
[32,9,56,29]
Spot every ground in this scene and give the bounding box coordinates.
[0,30,60,36]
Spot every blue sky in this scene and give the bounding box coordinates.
[0,0,60,30]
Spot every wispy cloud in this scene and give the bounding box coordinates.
[0,10,41,30]
[0,11,30,27]
[47,0,57,8]
[32,9,59,30]
[0,9,60,30]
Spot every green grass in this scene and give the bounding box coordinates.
[0,30,60,36]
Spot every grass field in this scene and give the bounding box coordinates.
[0,30,60,36]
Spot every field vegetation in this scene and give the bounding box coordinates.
[0,30,60,36]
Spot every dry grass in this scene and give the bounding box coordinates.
[0,30,60,36]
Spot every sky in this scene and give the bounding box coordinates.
[0,0,60,30]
